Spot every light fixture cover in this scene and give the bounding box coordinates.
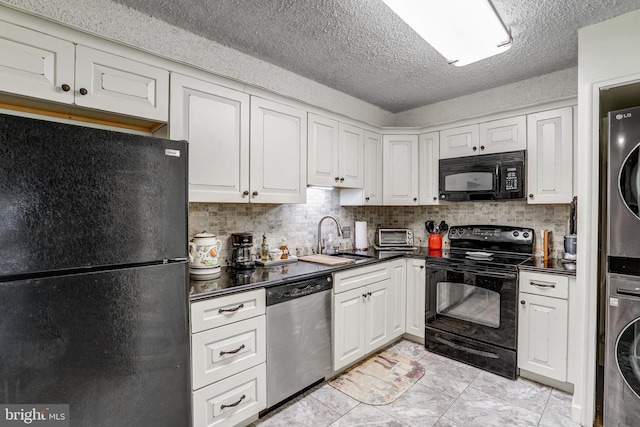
[382,0,512,66]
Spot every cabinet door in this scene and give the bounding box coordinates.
[362,130,383,204]
[333,288,366,371]
[388,259,407,340]
[365,279,390,352]
[339,130,382,206]
[405,258,425,339]
[170,73,250,203]
[338,122,364,188]
[479,115,526,154]
[382,134,419,205]
[439,124,479,159]
[419,132,440,205]
[250,97,307,204]
[0,21,74,104]
[307,113,339,186]
[526,107,573,204]
[517,293,568,382]
[75,45,169,121]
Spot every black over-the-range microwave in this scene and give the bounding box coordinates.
[438,150,526,201]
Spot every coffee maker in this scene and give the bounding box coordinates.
[231,232,255,270]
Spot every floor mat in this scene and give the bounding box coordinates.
[328,348,425,405]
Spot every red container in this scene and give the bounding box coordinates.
[428,233,442,249]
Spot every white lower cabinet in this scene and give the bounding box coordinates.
[192,364,266,427]
[517,271,571,383]
[405,258,426,339]
[333,262,398,371]
[388,259,407,340]
[191,289,266,427]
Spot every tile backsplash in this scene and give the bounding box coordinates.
[189,188,570,263]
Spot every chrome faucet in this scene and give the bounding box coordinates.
[317,215,343,254]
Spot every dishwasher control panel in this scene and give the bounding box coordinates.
[266,275,332,305]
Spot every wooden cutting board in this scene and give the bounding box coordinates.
[298,254,355,265]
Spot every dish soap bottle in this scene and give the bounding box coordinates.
[279,237,289,260]
[261,233,269,262]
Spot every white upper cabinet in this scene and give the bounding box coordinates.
[418,132,440,205]
[0,21,169,122]
[307,114,339,187]
[340,130,382,206]
[0,21,75,104]
[526,107,573,204]
[250,97,307,204]
[338,122,364,188]
[479,115,527,154]
[439,124,479,159]
[383,134,419,205]
[75,46,169,122]
[307,114,363,188]
[170,73,249,203]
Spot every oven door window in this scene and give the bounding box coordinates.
[617,318,640,398]
[444,171,494,192]
[436,281,500,328]
[619,143,640,218]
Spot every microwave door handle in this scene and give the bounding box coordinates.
[494,163,500,196]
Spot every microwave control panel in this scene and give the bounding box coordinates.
[504,167,519,191]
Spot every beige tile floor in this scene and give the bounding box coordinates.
[252,339,580,427]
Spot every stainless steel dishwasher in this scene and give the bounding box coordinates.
[265,274,333,410]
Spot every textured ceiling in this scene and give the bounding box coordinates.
[111,0,640,113]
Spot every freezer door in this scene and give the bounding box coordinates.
[0,263,190,427]
[0,113,187,277]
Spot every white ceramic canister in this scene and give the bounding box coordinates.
[188,231,222,269]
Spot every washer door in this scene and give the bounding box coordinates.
[617,317,640,398]
[619,143,640,219]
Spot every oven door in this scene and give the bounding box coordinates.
[425,262,518,350]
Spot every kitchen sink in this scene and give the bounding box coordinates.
[330,252,374,261]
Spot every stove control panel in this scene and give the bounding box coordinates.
[448,225,535,247]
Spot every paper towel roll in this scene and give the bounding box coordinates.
[355,221,368,250]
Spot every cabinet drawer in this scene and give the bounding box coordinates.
[192,316,266,390]
[192,363,266,427]
[519,271,568,299]
[191,288,265,333]
[333,262,390,294]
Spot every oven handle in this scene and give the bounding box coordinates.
[427,265,517,280]
[436,336,499,359]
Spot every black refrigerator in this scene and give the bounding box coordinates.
[0,113,191,426]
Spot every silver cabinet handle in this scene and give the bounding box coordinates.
[530,281,556,289]
[219,303,244,314]
[220,394,245,410]
[220,344,245,356]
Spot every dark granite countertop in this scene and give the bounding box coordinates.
[189,248,422,301]
[518,257,577,276]
[189,247,576,301]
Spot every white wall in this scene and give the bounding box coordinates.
[577,8,640,427]
[395,67,578,127]
[0,0,395,127]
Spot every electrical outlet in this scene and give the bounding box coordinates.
[342,226,351,238]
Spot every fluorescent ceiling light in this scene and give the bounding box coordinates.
[382,0,512,66]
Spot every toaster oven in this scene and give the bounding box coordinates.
[376,228,414,248]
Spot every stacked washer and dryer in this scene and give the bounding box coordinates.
[605,105,640,426]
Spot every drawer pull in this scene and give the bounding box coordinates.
[530,281,556,289]
[220,344,245,356]
[220,394,246,410]
[219,303,244,314]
